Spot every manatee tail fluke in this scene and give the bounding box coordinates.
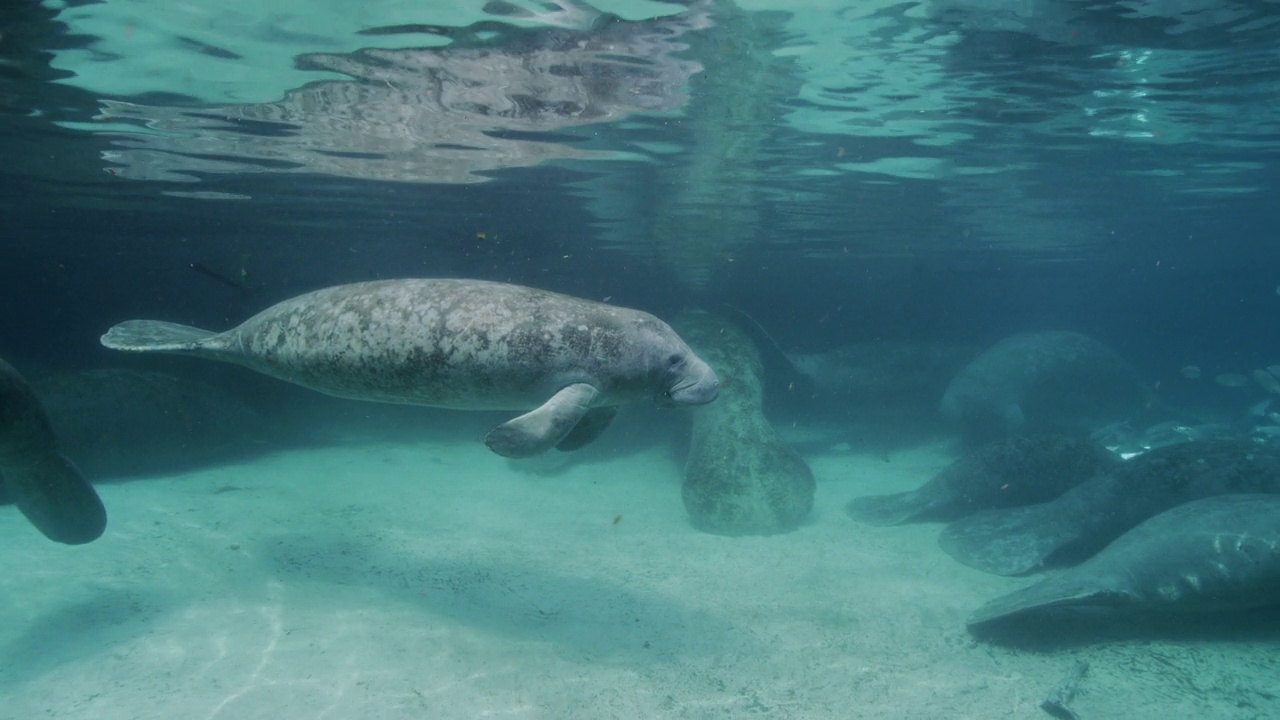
[844,491,925,526]
[966,575,1126,629]
[10,453,106,545]
[719,304,810,393]
[938,504,1078,576]
[101,320,217,352]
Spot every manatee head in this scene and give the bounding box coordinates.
[621,314,719,407]
[653,339,719,407]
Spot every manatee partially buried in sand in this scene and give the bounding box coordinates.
[0,357,106,544]
[101,279,719,458]
[676,311,814,535]
[845,435,1117,526]
[940,331,1150,444]
[939,438,1280,576]
[967,494,1280,630]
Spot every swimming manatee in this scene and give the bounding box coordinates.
[101,279,719,458]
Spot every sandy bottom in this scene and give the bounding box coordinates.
[1,432,1277,719]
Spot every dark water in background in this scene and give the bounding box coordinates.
[2,0,1279,416]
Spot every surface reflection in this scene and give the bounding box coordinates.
[80,2,711,185]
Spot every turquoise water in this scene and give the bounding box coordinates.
[4,1,1280,717]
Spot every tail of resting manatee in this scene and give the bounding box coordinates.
[101,320,219,353]
[845,490,931,526]
[938,504,1083,576]
[966,574,1131,628]
[7,453,106,544]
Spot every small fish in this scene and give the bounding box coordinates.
[1179,365,1201,379]
[190,262,247,289]
[1254,369,1280,395]
[1248,399,1273,418]
[1214,372,1249,388]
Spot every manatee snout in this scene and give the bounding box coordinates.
[663,357,720,406]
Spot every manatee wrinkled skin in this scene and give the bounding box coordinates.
[678,311,814,536]
[940,331,1150,444]
[967,494,1280,630]
[101,279,719,458]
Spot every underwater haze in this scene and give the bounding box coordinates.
[3,1,1280,718]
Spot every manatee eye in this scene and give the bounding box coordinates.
[667,353,684,367]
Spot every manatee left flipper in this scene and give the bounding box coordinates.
[485,383,602,458]
[555,406,618,452]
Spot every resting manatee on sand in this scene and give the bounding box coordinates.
[940,331,1150,444]
[0,357,106,544]
[101,279,719,457]
[939,438,1280,576]
[967,494,1280,631]
[845,435,1117,527]
[676,311,814,536]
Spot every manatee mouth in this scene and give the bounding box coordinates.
[661,365,720,407]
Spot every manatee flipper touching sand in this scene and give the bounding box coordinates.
[102,279,719,457]
[0,358,106,544]
[967,494,1280,630]
[845,435,1116,527]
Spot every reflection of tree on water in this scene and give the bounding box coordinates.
[94,2,711,185]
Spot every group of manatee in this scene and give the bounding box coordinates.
[846,330,1280,635]
[8,276,1280,643]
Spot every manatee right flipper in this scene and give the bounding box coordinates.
[485,383,603,458]
[5,454,106,545]
[1,357,106,544]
